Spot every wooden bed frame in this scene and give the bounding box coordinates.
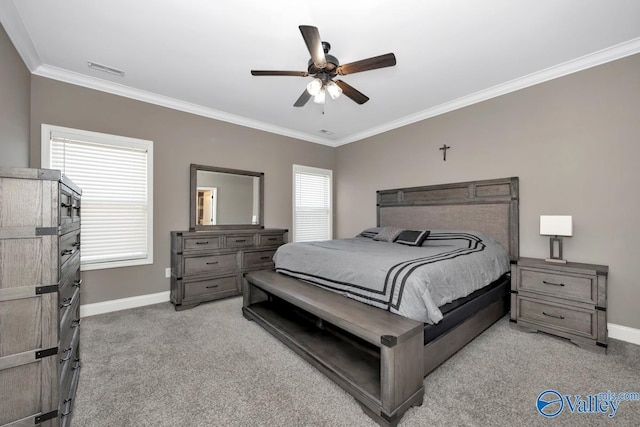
[243,177,519,426]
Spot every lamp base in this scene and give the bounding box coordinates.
[545,258,567,264]
[546,236,567,264]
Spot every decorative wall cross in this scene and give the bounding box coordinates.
[439,144,451,161]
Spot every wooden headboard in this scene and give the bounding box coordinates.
[377,177,519,260]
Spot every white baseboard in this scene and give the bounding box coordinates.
[608,323,640,346]
[80,291,170,318]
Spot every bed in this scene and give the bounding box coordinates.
[242,177,519,426]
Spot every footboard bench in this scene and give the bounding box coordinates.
[242,270,424,427]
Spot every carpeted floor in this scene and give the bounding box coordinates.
[72,297,640,426]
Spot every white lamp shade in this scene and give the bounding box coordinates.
[313,88,326,104]
[326,81,342,99]
[306,78,322,96]
[540,215,573,236]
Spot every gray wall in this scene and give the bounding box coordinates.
[0,23,30,167]
[336,54,640,330]
[30,76,335,305]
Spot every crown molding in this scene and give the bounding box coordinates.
[32,64,336,147]
[334,37,640,146]
[0,1,42,70]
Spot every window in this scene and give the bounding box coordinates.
[293,165,332,242]
[41,124,153,271]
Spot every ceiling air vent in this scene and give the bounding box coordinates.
[87,61,125,77]
[319,129,334,135]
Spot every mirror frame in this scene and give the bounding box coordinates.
[189,164,264,231]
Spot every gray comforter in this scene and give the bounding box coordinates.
[274,231,510,324]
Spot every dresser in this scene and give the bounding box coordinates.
[510,257,608,353]
[0,167,82,426]
[170,228,287,310]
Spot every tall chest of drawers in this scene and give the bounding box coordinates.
[170,228,287,310]
[0,167,82,426]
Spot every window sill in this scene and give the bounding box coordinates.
[81,257,153,271]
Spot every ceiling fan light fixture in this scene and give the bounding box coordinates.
[306,78,323,96]
[326,81,342,100]
[313,88,326,104]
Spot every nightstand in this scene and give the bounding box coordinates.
[510,257,608,353]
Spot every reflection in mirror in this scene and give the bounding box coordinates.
[190,165,264,231]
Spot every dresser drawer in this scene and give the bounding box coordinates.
[60,286,80,328]
[59,184,74,226]
[59,184,81,229]
[518,297,595,338]
[259,234,284,246]
[184,275,238,299]
[60,357,81,425]
[59,325,80,387]
[224,234,255,248]
[60,229,81,267]
[244,249,276,268]
[183,236,221,251]
[60,253,81,308]
[184,253,237,275]
[519,268,595,304]
[59,291,80,358]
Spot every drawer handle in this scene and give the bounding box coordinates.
[206,261,219,265]
[60,298,73,308]
[72,318,81,328]
[61,202,71,208]
[72,242,81,248]
[235,239,247,243]
[61,249,75,256]
[60,347,73,362]
[267,237,277,241]
[196,241,209,245]
[542,280,564,287]
[206,284,219,289]
[73,279,83,288]
[60,398,73,417]
[260,256,271,260]
[542,311,565,320]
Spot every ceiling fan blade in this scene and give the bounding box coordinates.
[337,53,396,76]
[251,70,309,77]
[299,25,327,69]
[335,80,369,104]
[294,90,312,107]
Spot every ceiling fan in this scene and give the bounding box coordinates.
[251,25,396,107]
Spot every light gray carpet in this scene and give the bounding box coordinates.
[72,297,640,426]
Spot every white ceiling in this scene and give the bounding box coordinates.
[2,0,640,146]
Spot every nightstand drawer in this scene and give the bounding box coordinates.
[518,297,595,338]
[519,268,595,304]
[184,253,237,275]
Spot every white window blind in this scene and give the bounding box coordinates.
[42,125,153,270]
[293,165,332,242]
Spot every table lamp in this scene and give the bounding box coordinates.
[540,215,572,263]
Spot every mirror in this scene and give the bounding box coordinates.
[190,164,264,231]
